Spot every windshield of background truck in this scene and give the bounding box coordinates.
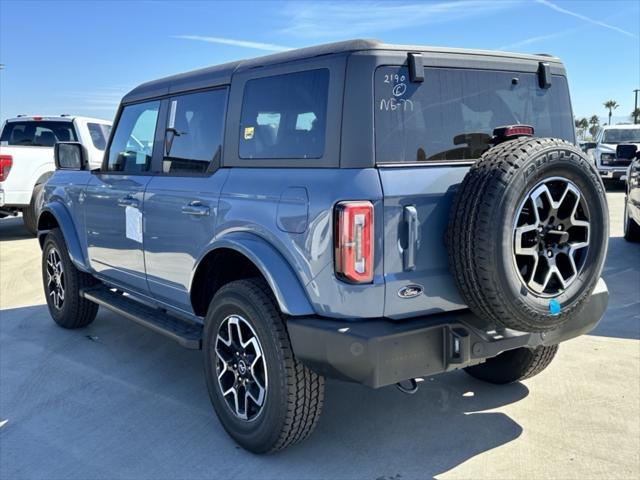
[603,128,640,144]
[375,66,574,163]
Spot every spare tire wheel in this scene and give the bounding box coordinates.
[447,137,608,333]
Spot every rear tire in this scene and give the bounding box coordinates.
[42,228,99,328]
[623,200,640,242]
[465,344,559,384]
[23,183,44,236]
[203,278,324,453]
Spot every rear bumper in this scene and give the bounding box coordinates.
[288,278,608,388]
[0,188,30,207]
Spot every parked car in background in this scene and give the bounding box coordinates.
[584,124,640,182]
[623,144,640,242]
[0,115,112,233]
[37,40,609,453]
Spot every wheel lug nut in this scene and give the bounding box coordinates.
[557,225,563,231]
[547,250,553,257]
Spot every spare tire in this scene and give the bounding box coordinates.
[447,137,608,332]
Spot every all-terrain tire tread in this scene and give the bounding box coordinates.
[43,229,98,329]
[214,278,324,453]
[446,137,607,332]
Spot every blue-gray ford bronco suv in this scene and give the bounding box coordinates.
[38,40,609,453]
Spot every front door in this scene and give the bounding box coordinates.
[84,100,161,294]
[143,88,229,313]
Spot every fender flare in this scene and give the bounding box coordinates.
[194,232,315,316]
[37,202,90,272]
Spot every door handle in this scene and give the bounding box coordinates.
[403,205,420,271]
[181,201,210,216]
[117,195,139,208]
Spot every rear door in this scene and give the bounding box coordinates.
[84,100,161,294]
[375,65,575,319]
[143,88,229,313]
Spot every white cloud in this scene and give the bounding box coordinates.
[535,0,637,38]
[279,0,521,38]
[171,35,291,52]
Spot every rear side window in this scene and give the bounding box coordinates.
[87,123,112,150]
[0,121,77,147]
[106,101,159,173]
[375,67,574,163]
[163,89,227,174]
[239,69,329,159]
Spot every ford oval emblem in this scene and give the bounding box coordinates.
[398,284,424,299]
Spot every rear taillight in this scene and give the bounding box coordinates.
[334,201,374,283]
[0,155,12,182]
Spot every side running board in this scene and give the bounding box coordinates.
[81,287,203,349]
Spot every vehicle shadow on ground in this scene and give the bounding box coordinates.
[0,304,527,480]
[591,236,640,341]
[0,216,32,241]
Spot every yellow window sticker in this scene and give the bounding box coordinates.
[244,126,255,140]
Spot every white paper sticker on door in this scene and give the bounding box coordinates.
[125,206,143,243]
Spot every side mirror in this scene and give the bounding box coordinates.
[583,142,597,150]
[54,142,88,170]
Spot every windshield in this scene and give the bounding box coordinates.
[602,129,640,144]
[375,67,574,163]
[0,120,78,147]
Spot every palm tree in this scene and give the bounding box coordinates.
[574,117,589,140]
[589,115,600,139]
[603,100,619,125]
[631,107,640,125]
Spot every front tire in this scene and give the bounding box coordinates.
[203,278,324,453]
[465,344,559,384]
[42,228,99,328]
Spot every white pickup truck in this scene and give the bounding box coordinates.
[585,124,640,182]
[0,115,112,234]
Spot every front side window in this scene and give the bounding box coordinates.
[0,121,77,147]
[106,101,159,173]
[163,89,227,174]
[239,69,329,159]
[375,67,574,163]
[87,123,112,150]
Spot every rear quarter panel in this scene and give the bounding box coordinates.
[217,168,386,318]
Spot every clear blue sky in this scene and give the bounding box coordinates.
[1,0,638,124]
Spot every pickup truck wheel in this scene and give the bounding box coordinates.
[447,138,608,332]
[465,344,559,384]
[623,200,640,242]
[23,183,44,236]
[203,278,324,453]
[42,228,98,328]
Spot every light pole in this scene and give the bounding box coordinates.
[634,89,639,124]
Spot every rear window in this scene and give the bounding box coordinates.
[239,69,329,159]
[375,67,574,163]
[0,121,77,147]
[87,123,112,150]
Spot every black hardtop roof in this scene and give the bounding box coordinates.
[122,39,562,104]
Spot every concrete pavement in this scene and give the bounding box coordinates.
[0,187,638,480]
